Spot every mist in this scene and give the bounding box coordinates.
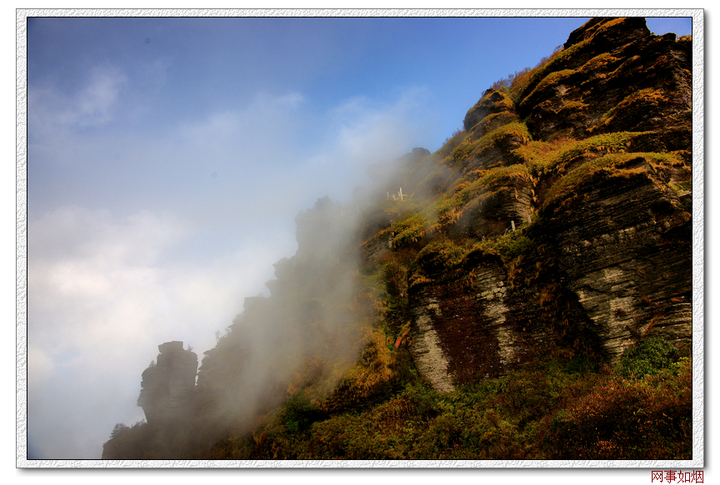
[27,84,429,460]
[189,196,372,450]
[24,15,610,460]
[98,138,433,460]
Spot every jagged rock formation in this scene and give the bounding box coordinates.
[136,341,198,425]
[519,17,691,145]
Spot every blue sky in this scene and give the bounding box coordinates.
[23,12,693,460]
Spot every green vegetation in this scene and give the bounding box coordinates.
[542,151,686,211]
[436,129,467,159]
[523,68,576,104]
[598,88,669,128]
[545,350,691,460]
[388,213,427,248]
[206,341,690,460]
[101,421,151,459]
[518,37,590,102]
[578,52,618,74]
[525,131,642,176]
[449,122,532,168]
[494,230,535,262]
[617,336,682,379]
[415,238,470,274]
[491,44,565,103]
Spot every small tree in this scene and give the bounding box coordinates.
[110,423,129,439]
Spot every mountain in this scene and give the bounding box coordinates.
[102,17,693,461]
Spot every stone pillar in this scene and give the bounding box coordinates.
[137,341,198,425]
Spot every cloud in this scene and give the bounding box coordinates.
[28,207,191,389]
[26,205,291,458]
[137,57,171,89]
[26,73,436,458]
[272,92,305,109]
[175,91,305,157]
[299,86,433,202]
[75,66,128,126]
[29,64,127,135]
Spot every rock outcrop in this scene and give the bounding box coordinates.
[541,155,692,359]
[518,17,691,145]
[137,341,198,425]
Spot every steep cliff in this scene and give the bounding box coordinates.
[103,17,693,461]
[387,16,693,389]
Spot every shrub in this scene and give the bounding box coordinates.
[241,350,690,460]
[541,151,685,213]
[528,131,641,176]
[436,129,467,159]
[522,68,576,105]
[472,122,532,155]
[597,88,669,128]
[477,164,530,190]
[101,420,150,459]
[447,122,531,169]
[381,260,407,301]
[514,137,577,167]
[518,39,589,102]
[390,213,427,248]
[280,391,321,434]
[507,44,564,102]
[415,239,468,274]
[544,356,692,460]
[494,228,535,262]
[616,336,680,379]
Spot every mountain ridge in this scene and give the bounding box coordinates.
[102,17,694,461]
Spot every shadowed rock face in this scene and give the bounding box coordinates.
[137,341,198,425]
[541,161,692,360]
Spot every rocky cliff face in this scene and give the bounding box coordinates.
[370,16,692,391]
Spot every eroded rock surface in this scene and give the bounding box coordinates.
[542,162,692,360]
